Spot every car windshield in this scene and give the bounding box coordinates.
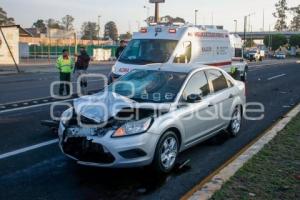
[119,39,178,65]
[107,70,187,103]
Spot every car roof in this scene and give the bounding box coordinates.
[134,63,214,73]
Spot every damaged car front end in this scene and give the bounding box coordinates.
[58,105,163,168]
[58,69,187,168]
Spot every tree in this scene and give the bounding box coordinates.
[244,39,256,47]
[290,5,300,31]
[46,18,62,29]
[263,34,287,50]
[145,16,185,25]
[32,19,47,33]
[81,21,98,40]
[145,16,155,24]
[289,35,300,47]
[119,32,132,40]
[273,0,288,31]
[104,21,118,41]
[62,15,74,31]
[173,17,185,23]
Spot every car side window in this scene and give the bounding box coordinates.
[206,69,229,92]
[181,71,210,101]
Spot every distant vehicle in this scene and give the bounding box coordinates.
[109,24,248,83]
[244,50,263,62]
[274,52,286,59]
[59,64,246,173]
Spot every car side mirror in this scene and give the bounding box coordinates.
[186,94,202,103]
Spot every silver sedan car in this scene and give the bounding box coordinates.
[58,64,246,173]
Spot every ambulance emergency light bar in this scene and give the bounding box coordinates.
[139,27,177,33]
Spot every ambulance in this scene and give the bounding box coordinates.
[109,23,248,82]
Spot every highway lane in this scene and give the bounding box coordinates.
[0,61,299,200]
[0,64,112,104]
[0,59,293,105]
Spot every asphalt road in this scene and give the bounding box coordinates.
[0,60,299,200]
[0,64,112,104]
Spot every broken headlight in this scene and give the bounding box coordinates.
[61,108,73,125]
[112,117,152,137]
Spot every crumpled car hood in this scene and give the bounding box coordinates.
[73,92,136,123]
[73,92,171,123]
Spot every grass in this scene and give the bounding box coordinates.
[211,114,300,200]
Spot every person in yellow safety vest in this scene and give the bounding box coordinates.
[230,66,238,79]
[56,49,74,96]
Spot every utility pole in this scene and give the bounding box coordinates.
[262,9,265,32]
[136,21,141,31]
[97,15,101,46]
[144,5,150,24]
[247,12,255,32]
[74,32,77,54]
[48,28,51,64]
[195,9,198,25]
[243,16,247,51]
[268,24,272,51]
[234,20,237,33]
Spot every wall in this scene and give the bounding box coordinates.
[0,26,19,64]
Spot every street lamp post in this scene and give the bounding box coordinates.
[195,9,198,26]
[234,20,237,33]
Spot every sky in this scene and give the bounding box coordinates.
[1,0,298,34]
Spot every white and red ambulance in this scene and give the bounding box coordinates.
[109,23,248,82]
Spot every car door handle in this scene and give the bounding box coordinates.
[228,94,234,99]
[208,103,214,107]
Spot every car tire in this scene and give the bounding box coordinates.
[152,131,179,173]
[227,106,242,137]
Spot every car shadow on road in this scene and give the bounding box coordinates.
[61,130,232,199]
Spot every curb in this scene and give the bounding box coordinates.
[181,103,300,200]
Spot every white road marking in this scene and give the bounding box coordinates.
[0,99,74,114]
[267,73,286,81]
[248,60,297,72]
[0,139,58,160]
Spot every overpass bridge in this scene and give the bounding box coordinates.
[233,31,300,40]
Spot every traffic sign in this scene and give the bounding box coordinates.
[149,0,165,3]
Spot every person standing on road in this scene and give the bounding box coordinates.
[74,47,90,95]
[56,49,74,96]
[115,40,126,59]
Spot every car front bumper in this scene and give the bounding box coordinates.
[58,122,160,168]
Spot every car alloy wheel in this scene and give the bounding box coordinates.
[229,106,242,137]
[160,136,178,170]
[153,131,179,173]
